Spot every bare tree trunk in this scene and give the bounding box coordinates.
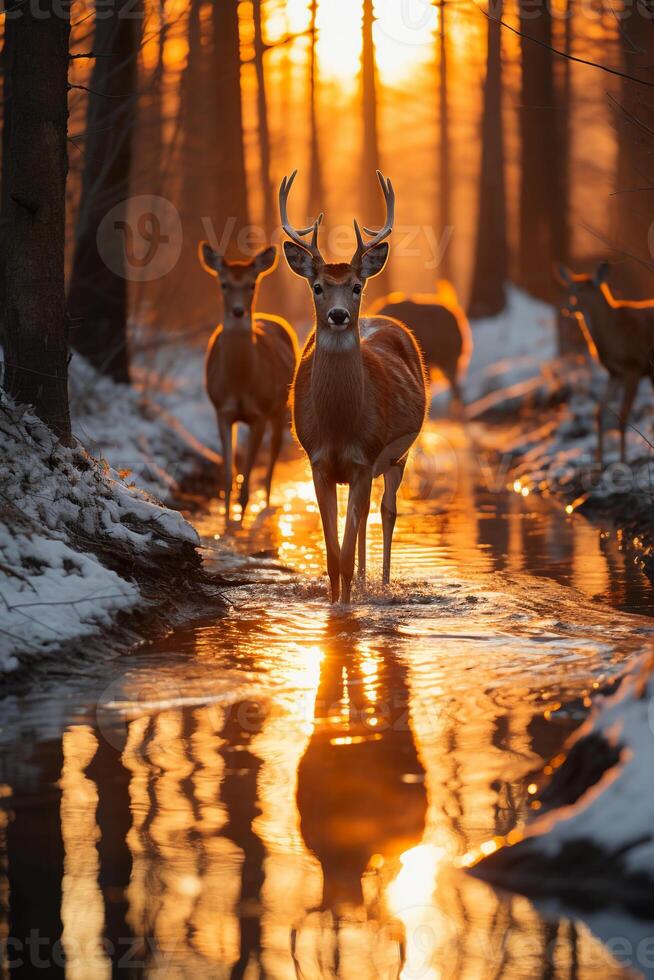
[468,0,507,317]
[0,29,13,347]
[3,0,71,443]
[253,0,275,237]
[68,0,142,383]
[437,0,453,281]
[612,2,654,293]
[361,0,388,295]
[307,0,325,222]
[518,0,561,300]
[211,0,249,253]
[554,0,573,267]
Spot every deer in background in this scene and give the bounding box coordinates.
[280,170,427,604]
[200,244,298,522]
[368,282,473,412]
[557,262,654,466]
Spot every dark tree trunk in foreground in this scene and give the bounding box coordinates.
[212,0,249,253]
[3,0,71,443]
[68,0,141,383]
[0,28,14,347]
[437,0,453,281]
[468,0,507,317]
[518,0,561,300]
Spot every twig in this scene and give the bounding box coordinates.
[472,2,654,87]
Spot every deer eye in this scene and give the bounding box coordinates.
[313,283,323,296]
[353,284,362,296]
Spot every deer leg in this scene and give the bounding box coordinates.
[313,469,340,603]
[265,411,285,508]
[619,374,639,464]
[357,484,372,582]
[381,462,405,586]
[239,418,265,519]
[597,376,619,469]
[340,471,373,604]
[218,416,233,523]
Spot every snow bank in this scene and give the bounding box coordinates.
[0,393,202,674]
[472,652,654,908]
[69,353,219,499]
[465,286,556,404]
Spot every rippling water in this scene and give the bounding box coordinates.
[2,422,654,978]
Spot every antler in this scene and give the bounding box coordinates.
[352,170,396,265]
[279,170,324,260]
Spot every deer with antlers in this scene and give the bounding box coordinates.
[557,262,654,466]
[200,244,298,522]
[280,171,427,603]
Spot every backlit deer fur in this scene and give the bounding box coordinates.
[280,171,427,604]
[369,281,473,410]
[558,262,654,465]
[200,244,298,521]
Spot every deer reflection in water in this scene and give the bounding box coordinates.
[294,614,427,976]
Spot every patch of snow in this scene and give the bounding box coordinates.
[0,392,201,673]
[465,286,557,403]
[69,353,219,499]
[522,653,654,872]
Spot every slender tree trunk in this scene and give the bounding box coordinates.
[211,0,249,253]
[612,1,654,292]
[361,0,388,294]
[437,0,453,281]
[467,0,507,317]
[518,0,561,300]
[554,0,572,267]
[307,0,325,222]
[178,0,214,321]
[253,0,275,237]
[3,0,71,443]
[68,0,142,383]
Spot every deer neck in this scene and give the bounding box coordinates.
[311,322,366,437]
[221,320,256,382]
[579,288,616,344]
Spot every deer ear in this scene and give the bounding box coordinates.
[199,241,223,277]
[252,245,278,277]
[283,241,315,279]
[360,242,389,280]
[594,261,610,285]
[554,263,572,287]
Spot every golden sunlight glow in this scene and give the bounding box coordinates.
[387,844,445,915]
[315,0,363,83]
[373,0,437,82]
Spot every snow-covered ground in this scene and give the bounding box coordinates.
[70,353,219,499]
[0,389,203,674]
[472,650,654,905]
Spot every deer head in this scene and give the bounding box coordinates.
[280,170,394,338]
[199,243,278,329]
[556,261,610,311]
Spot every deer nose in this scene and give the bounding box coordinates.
[327,308,350,327]
[233,306,245,318]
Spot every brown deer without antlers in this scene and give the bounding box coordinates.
[280,170,427,603]
[200,243,298,522]
[368,282,473,412]
[557,262,654,466]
